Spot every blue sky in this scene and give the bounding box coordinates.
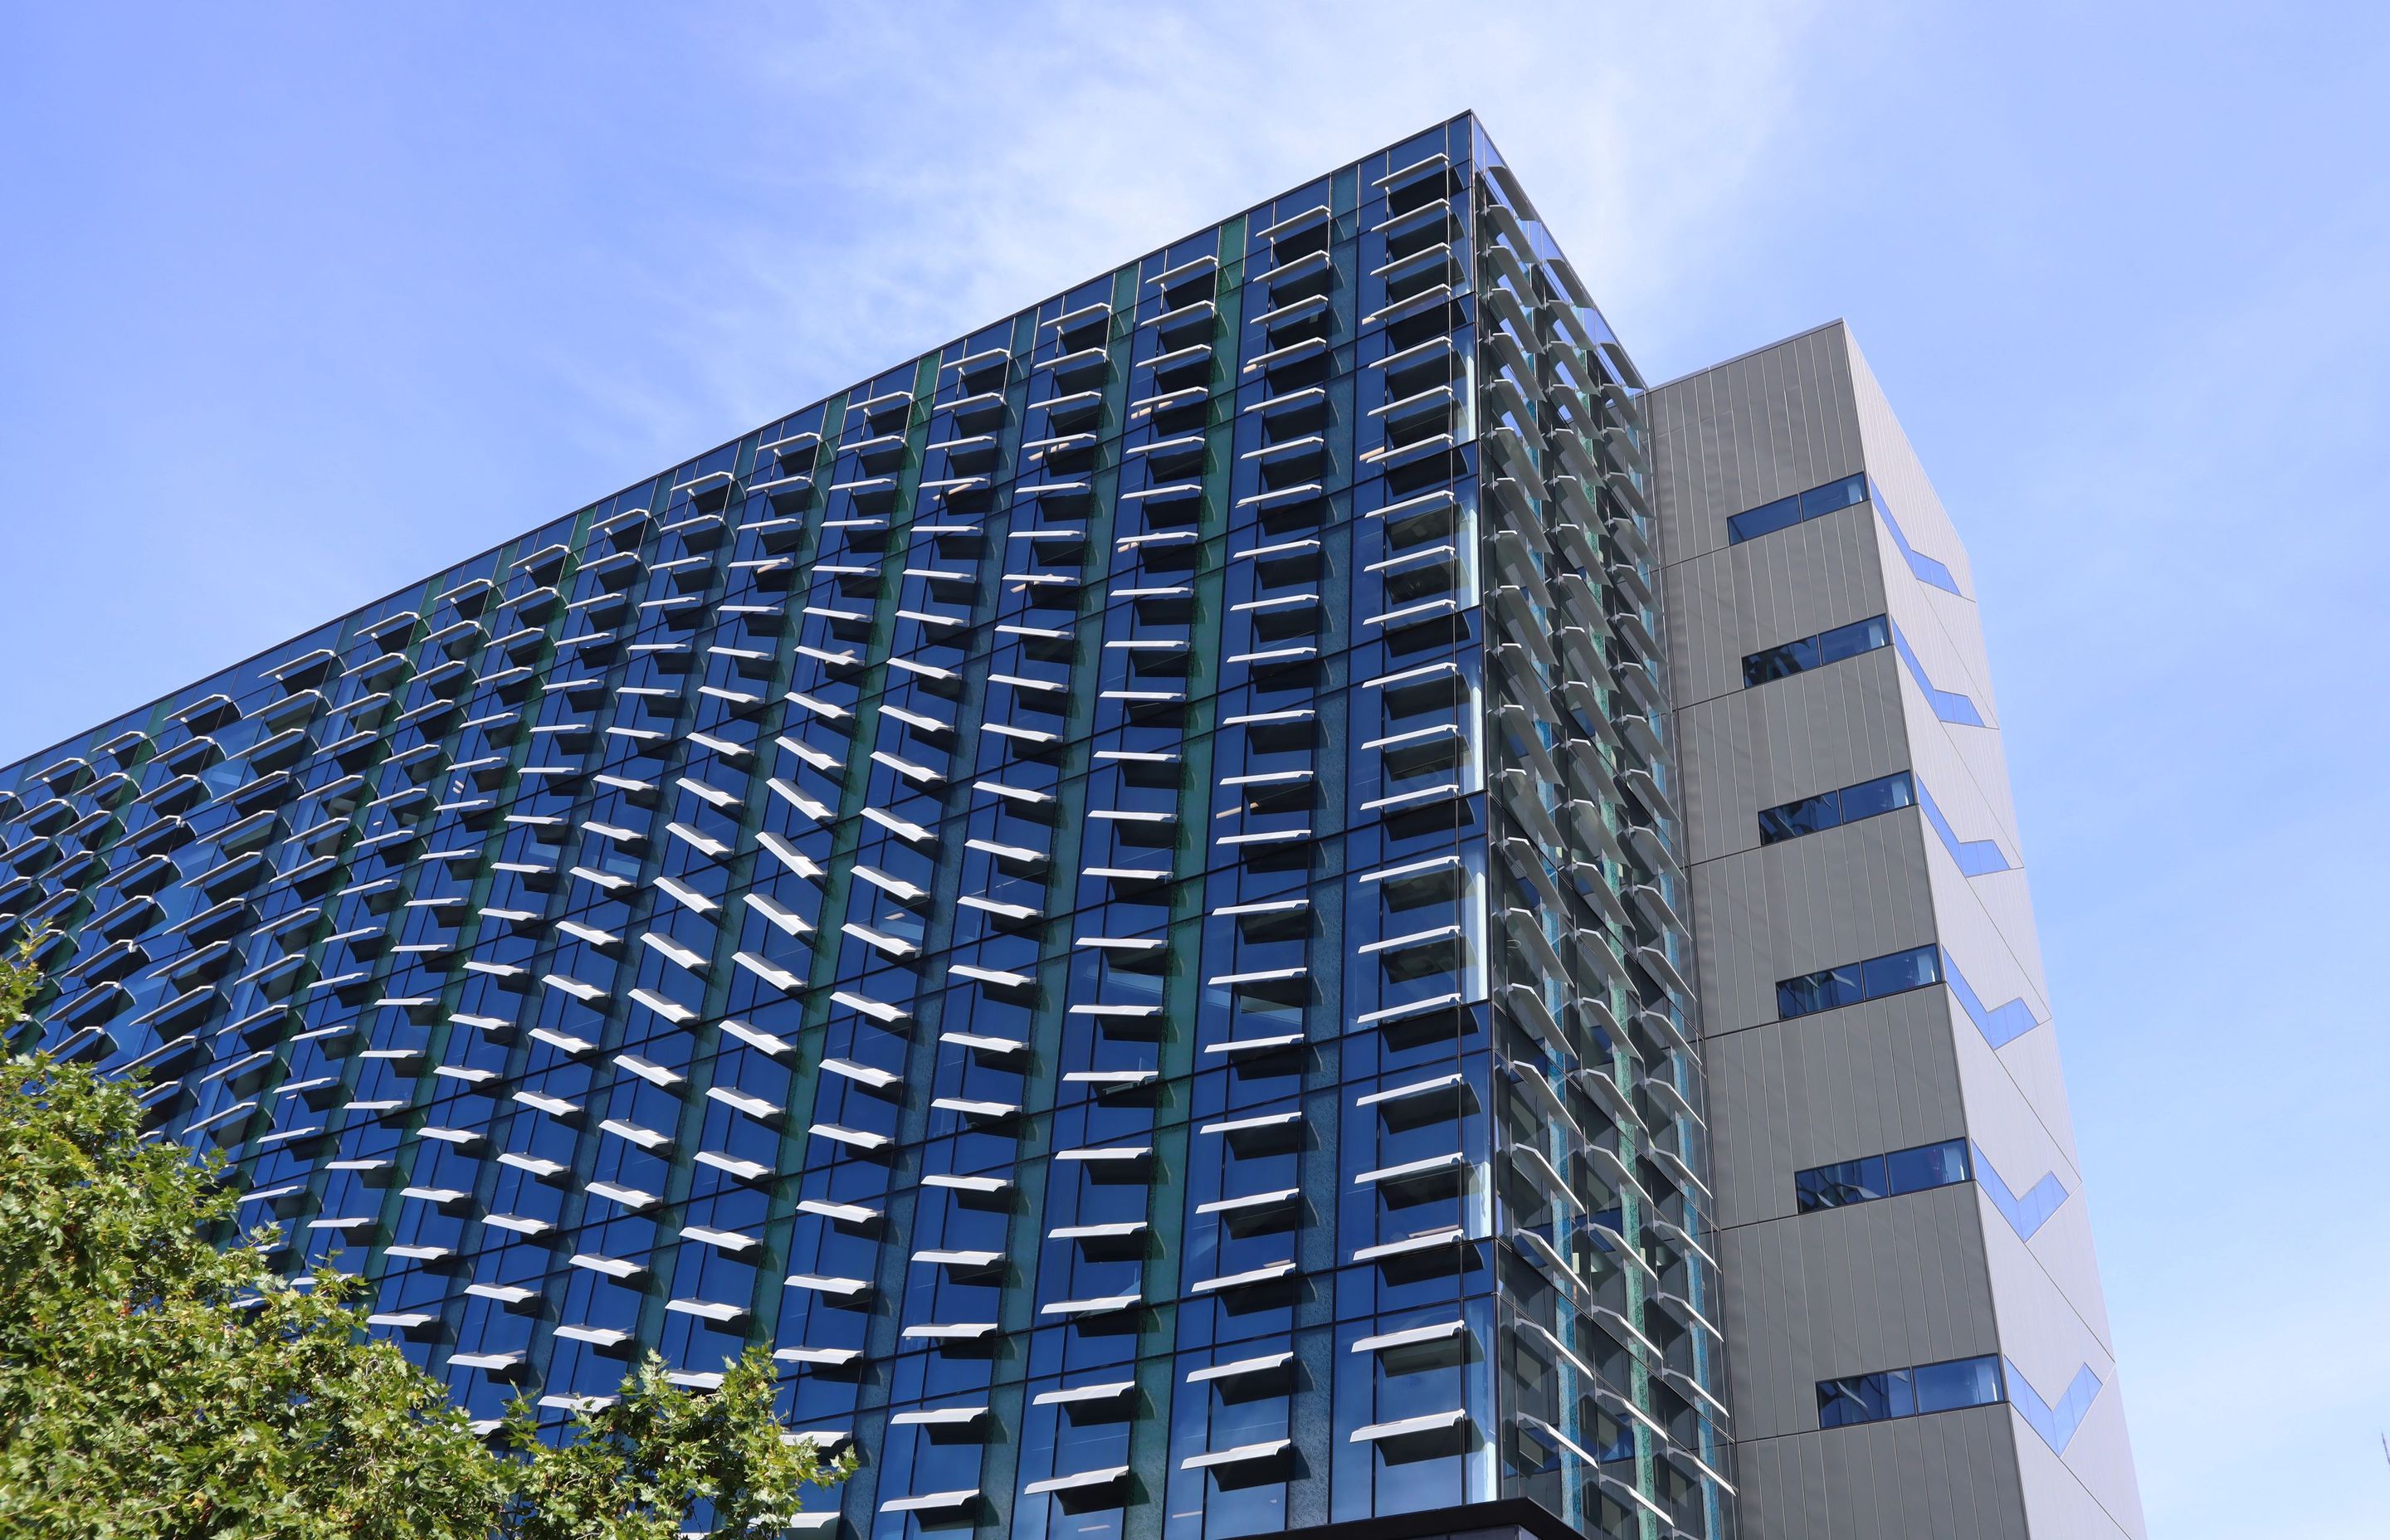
[2,2,2383,1531]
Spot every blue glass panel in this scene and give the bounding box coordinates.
[1940,947,2043,1047]
[1795,1154,1887,1211]
[1888,621,1986,726]
[1913,1354,2002,1413]
[1797,473,1866,518]
[1860,944,1940,999]
[2005,1357,2104,1451]
[1817,615,1890,665]
[1884,1138,1969,1195]
[1973,1141,2071,1238]
[1776,963,1861,1019]
[1836,771,1914,821]
[1725,495,1803,543]
[1867,477,1965,596]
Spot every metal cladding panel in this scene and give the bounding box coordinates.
[1735,1406,2030,1540]
[1646,322,1865,569]
[1716,1180,1997,1442]
[1978,1192,2111,1397]
[1675,647,1912,871]
[1905,703,2046,992]
[1652,321,2144,1536]
[1705,989,1968,1234]
[1690,764,1930,1035]
[1931,852,2080,1178]
[1843,341,1982,641]
[2015,1369,2146,1539]
[1661,504,1888,711]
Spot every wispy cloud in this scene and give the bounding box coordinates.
[577,0,1839,444]
[12,14,2383,1533]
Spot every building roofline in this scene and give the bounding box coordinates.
[1648,316,1849,392]
[3,111,1490,780]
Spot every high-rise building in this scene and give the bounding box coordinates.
[0,114,2139,1540]
[1646,327,2144,1540]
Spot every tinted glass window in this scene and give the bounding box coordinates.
[1838,771,1914,821]
[1780,944,1939,1019]
[1798,473,1868,518]
[1758,794,1836,845]
[1861,944,1940,998]
[1777,963,1862,1019]
[1817,1368,1912,1427]
[1756,771,1917,846]
[1725,495,1803,544]
[1742,636,1818,686]
[1727,472,1872,544]
[1796,1154,1887,1211]
[1744,616,1886,688]
[1817,615,1890,665]
[1885,1138,1969,1195]
[1817,1373,1881,1427]
[1913,1355,2002,1413]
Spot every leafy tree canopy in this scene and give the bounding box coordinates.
[0,937,851,1538]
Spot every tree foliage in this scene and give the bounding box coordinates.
[0,937,850,1538]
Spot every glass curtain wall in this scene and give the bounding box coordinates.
[0,113,1728,1540]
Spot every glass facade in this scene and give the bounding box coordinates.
[0,114,1725,1540]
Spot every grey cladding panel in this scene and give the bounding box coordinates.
[1693,793,1934,1036]
[1648,323,1865,568]
[1652,317,2147,1538]
[1732,1407,2029,1540]
[1719,1182,1998,1441]
[1678,646,1913,869]
[1665,504,1889,711]
[1706,988,1968,1231]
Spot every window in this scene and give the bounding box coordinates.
[1724,471,1867,544]
[1884,1138,1969,1195]
[1796,1137,1968,1213]
[1817,1367,1910,1428]
[1774,962,1861,1018]
[1914,1355,2003,1415]
[1776,943,1940,1019]
[1861,946,1939,997]
[1817,1354,2001,1429]
[1793,1153,1885,1211]
[1757,771,1914,845]
[1742,616,1889,688]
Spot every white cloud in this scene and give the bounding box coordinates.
[601,0,1840,436]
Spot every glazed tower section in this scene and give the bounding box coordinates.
[1471,158,1729,1538]
[0,115,1726,1540]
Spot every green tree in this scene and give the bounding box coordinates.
[0,928,46,1045]
[0,937,851,1539]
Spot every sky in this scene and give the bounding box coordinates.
[2,1,2384,1531]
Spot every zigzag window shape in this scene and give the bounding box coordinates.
[1915,779,2012,875]
[1939,947,2042,1048]
[1722,470,1965,598]
[1889,621,1988,727]
[1777,940,2043,1045]
[1758,770,2012,874]
[2005,1357,2104,1452]
[1972,1142,2071,1239]
[1871,484,1963,596]
[1793,1133,2070,1240]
